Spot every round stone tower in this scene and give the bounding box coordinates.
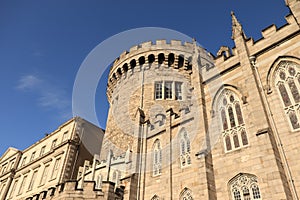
[101,39,214,161]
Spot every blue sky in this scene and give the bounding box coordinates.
[0,0,289,155]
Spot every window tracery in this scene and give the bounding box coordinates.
[180,188,193,200]
[275,61,300,130]
[218,89,248,152]
[229,174,262,200]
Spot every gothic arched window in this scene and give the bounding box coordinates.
[229,173,262,200]
[218,89,248,152]
[153,139,162,176]
[179,129,191,167]
[275,61,300,130]
[180,187,193,200]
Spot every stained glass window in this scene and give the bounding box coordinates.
[241,130,248,146]
[225,135,232,151]
[289,111,300,129]
[235,103,244,125]
[288,79,300,103]
[219,90,248,152]
[233,134,240,148]
[228,107,236,128]
[278,83,291,107]
[276,61,300,130]
[221,109,228,130]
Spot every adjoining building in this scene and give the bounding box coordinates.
[1,0,300,199]
[0,117,104,200]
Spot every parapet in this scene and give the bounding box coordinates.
[106,39,211,102]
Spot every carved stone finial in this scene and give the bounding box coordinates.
[231,11,246,40]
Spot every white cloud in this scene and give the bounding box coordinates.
[16,74,72,120]
[16,75,41,90]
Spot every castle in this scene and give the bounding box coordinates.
[1,0,300,199]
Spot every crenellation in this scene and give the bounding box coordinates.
[261,24,277,39]
[170,40,182,46]
[2,2,300,200]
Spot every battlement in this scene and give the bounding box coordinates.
[106,40,212,102]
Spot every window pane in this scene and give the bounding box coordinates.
[252,185,261,199]
[289,111,300,129]
[221,109,228,130]
[288,79,300,103]
[233,188,241,200]
[241,130,248,146]
[278,83,292,107]
[228,107,236,128]
[233,134,240,148]
[165,81,172,99]
[181,140,185,155]
[235,103,244,125]
[186,139,191,153]
[225,136,232,151]
[175,82,182,100]
[155,82,162,99]
[242,187,251,200]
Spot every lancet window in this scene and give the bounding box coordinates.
[275,60,300,130]
[218,89,248,152]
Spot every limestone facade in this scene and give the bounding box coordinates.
[0,117,104,200]
[1,0,300,199]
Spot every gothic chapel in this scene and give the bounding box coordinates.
[1,0,300,199]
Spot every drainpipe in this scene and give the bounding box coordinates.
[249,56,299,200]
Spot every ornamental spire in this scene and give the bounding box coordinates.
[231,11,246,40]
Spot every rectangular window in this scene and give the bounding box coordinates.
[18,175,27,194]
[28,170,38,191]
[21,157,26,167]
[9,179,18,198]
[155,82,163,99]
[30,152,36,162]
[40,146,46,157]
[165,81,173,99]
[62,131,68,142]
[9,160,15,170]
[1,165,7,174]
[51,139,57,149]
[51,158,61,180]
[40,164,50,185]
[175,82,182,100]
